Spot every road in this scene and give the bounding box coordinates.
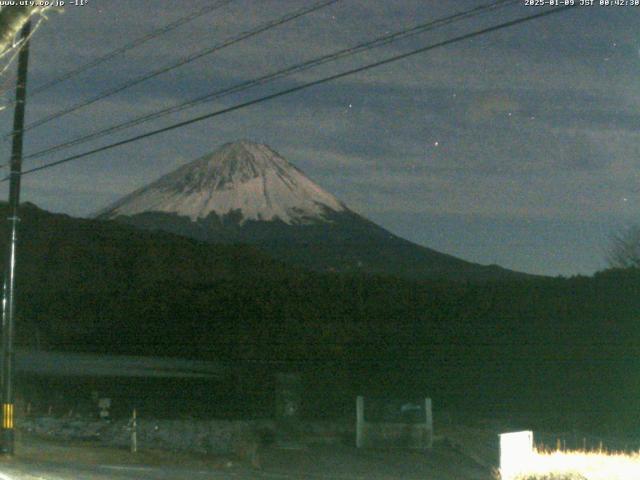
[0,443,492,480]
[0,460,244,479]
[0,427,496,480]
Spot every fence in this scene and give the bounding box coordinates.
[355,396,432,449]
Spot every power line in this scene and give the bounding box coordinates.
[11,5,576,181]
[19,4,573,177]
[0,0,235,116]
[11,0,340,136]
[24,0,517,162]
[28,0,235,98]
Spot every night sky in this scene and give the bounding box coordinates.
[0,0,637,277]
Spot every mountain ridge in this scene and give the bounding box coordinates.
[99,140,535,281]
[99,140,346,225]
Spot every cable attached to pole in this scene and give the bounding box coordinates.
[23,0,517,162]
[8,0,339,136]
[30,0,236,98]
[13,5,576,180]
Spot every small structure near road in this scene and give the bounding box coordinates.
[355,396,433,449]
[98,398,111,420]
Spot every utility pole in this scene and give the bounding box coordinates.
[1,19,31,456]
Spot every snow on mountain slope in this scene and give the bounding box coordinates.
[100,140,346,225]
[97,140,532,281]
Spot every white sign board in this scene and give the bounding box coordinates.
[500,430,534,480]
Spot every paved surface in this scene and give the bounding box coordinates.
[0,431,494,480]
[260,444,492,480]
[0,460,243,479]
[0,444,492,480]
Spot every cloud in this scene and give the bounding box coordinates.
[466,95,520,123]
[0,0,635,275]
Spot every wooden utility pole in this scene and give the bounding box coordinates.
[0,19,30,456]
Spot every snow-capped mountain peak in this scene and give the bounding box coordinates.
[99,140,346,225]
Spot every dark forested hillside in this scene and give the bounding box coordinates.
[2,203,639,432]
[98,140,530,282]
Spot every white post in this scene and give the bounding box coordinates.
[424,398,433,449]
[356,396,364,448]
[499,430,533,480]
[130,408,138,453]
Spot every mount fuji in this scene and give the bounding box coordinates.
[98,140,526,281]
[99,141,346,226]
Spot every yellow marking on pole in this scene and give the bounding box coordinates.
[2,404,13,429]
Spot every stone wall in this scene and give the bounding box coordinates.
[18,416,275,455]
[17,416,354,454]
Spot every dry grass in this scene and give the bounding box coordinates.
[500,448,640,480]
